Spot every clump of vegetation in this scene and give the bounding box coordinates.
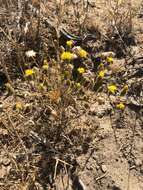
[104,0,138,57]
[0,0,142,189]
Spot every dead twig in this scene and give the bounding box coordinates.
[95,172,108,181]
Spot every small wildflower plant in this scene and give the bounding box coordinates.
[61,51,74,61]
[106,56,113,64]
[66,40,73,47]
[116,102,125,110]
[77,67,85,74]
[25,69,35,77]
[78,48,88,58]
[108,85,117,94]
[98,70,105,78]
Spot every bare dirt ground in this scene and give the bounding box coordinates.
[0,0,143,190]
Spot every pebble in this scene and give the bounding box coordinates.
[135,159,142,167]
[112,185,122,190]
[97,97,105,105]
[101,164,107,173]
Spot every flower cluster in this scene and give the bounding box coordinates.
[116,103,125,110]
[108,85,117,94]
[78,49,88,58]
[61,51,75,61]
[98,70,106,78]
[66,40,73,47]
[77,67,85,74]
[25,69,35,77]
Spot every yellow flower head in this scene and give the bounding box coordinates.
[77,67,85,74]
[108,85,117,94]
[75,83,81,88]
[78,49,88,58]
[43,59,48,65]
[98,70,105,78]
[42,64,48,70]
[25,69,35,77]
[37,83,47,91]
[15,102,23,110]
[66,40,73,47]
[107,56,113,64]
[61,51,74,61]
[116,103,125,110]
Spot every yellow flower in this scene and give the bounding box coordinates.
[118,0,123,5]
[75,83,81,88]
[42,64,48,70]
[63,71,69,77]
[25,50,36,57]
[98,70,105,78]
[116,103,125,110]
[15,102,23,110]
[77,67,85,74]
[79,49,88,58]
[37,83,46,91]
[43,59,48,65]
[41,59,49,70]
[61,51,74,61]
[66,40,73,47]
[108,85,117,94]
[25,69,35,77]
[107,56,113,64]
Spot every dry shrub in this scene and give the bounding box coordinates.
[104,0,139,57]
[0,1,95,189]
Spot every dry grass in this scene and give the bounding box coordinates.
[0,0,142,189]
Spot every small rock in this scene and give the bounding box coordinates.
[96,165,100,170]
[97,97,105,105]
[135,159,142,167]
[89,103,98,115]
[84,103,90,109]
[92,154,98,161]
[101,164,107,173]
[112,185,122,190]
